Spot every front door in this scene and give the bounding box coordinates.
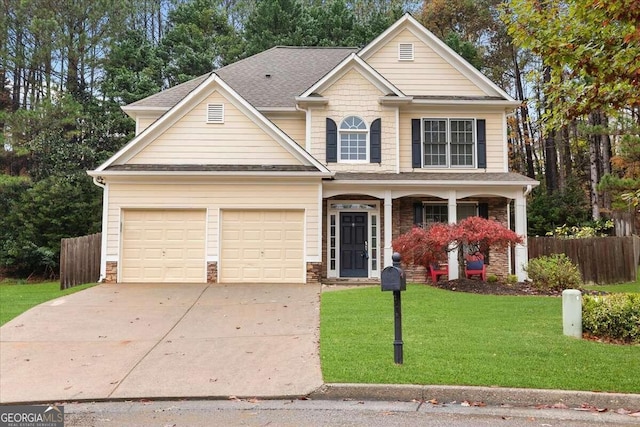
[340,212,368,277]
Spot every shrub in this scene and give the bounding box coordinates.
[487,274,498,283]
[526,254,582,290]
[506,274,519,285]
[583,293,640,344]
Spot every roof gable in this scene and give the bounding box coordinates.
[94,74,330,174]
[359,14,515,101]
[299,53,405,99]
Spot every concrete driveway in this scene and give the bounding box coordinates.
[0,283,323,404]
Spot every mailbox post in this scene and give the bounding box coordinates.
[381,252,406,364]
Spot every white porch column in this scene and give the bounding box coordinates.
[514,190,529,281]
[447,190,459,279]
[384,190,393,267]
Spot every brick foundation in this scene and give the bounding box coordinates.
[207,262,218,283]
[306,262,322,284]
[105,261,117,283]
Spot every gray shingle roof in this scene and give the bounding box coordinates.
[128,47,357,110]
[331,172,538,184]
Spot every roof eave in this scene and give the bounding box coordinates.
[378,96,414,105]
[412,99,521,108]
[88,170,334,178]
[324,179,540,187]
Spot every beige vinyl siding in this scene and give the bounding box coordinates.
[310,68,397,173]
[106,181,320,265]
[128,91,299,165]
[136,116,161,135]
[268,114,306,148]
[366,29,486,96]
[399,107,505,173]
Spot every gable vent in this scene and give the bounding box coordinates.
[206,103,224,123]
[398,43,414,61]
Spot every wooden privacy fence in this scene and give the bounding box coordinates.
[528,235,640,285]
[60,232,101,290]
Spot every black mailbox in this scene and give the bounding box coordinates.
[381,253,406,291]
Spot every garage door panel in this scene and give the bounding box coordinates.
[121,209,206,283]
[220,210,304,283]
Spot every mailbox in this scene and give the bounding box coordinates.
[381,253,406,292]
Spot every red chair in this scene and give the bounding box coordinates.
[465,260,486,281]
[429,263,448,283]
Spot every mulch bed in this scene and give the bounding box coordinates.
[432,278,605,296]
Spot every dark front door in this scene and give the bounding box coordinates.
[340,212,368,277]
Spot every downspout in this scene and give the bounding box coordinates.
[92,176,108,282]
[295,103,312,153]
[524,184,533,197]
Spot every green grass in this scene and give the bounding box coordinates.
[320,285,640,393]
[0,280,95,326]
[582,270,640,294]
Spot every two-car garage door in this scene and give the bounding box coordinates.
[120,209,304,283]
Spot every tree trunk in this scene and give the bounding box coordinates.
[512,46,535,178]
[588,111,601,220]
[542,65,559,192]
[600,111,612,211]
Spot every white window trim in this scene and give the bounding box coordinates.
[398,43,414,61]
[421,118,476,169]
[206,103,224,124]
[326,200,380,279]
[338,116,369,163]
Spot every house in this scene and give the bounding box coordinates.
[88,14,538,285]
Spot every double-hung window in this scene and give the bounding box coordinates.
[339,116,368,162]
[423,118,475,167]
[423,203,478,225]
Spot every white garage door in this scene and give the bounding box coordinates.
[121,209,206,283]
[220,210,304,283]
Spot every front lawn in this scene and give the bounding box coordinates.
[320,285,640,393]
[0,280,95,326]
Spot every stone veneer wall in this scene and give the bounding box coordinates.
[207,262,218,283]
[392,197,510,282]
[105,261,117,283]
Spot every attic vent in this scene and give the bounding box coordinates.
[206,103,224,123]
[398,43,414,61]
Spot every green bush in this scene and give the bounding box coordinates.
[583,293,640,344]
[526,254,582,290]
[506,274,519,285]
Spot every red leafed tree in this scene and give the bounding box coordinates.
[392,217,523,269]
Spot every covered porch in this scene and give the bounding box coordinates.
[321,172,538,282]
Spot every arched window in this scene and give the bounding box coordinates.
[339,116,368,162]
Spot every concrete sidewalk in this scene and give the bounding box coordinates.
[0,283,323,403]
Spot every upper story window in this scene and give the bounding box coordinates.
[339,116,368,162]
[423,118,475,167]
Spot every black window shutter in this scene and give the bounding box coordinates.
[326,118,337,163]
[478,203,489,219]
[370,118,381,163]
[413,202,424,226]
[411,119,421,168]
[477,119,486,168]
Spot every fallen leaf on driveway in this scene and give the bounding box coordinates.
[551,403,568,409]
[630,412,640,417]
[461,401,471,407]
[427,399,438,405]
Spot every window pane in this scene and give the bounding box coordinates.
[424,204,448,223]
[340,116,366,130]
[423,119,447,166]
[340,133,367,161]
[450,119,473,166]
[456,204,477,221]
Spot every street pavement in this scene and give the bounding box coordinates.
[63,399,640,426]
